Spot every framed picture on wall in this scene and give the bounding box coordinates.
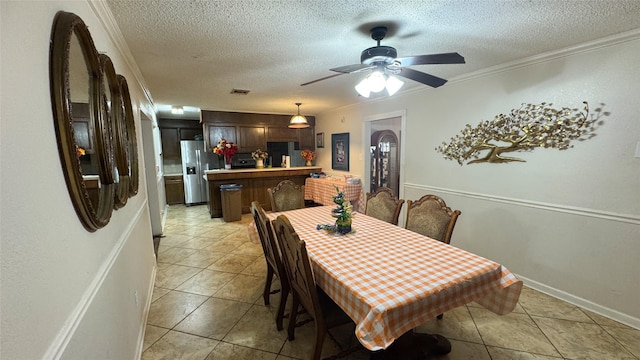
[316,132,324,148]
[331,133,349,171]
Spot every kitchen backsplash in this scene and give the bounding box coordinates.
[163,158,182,175]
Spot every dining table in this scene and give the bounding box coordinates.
[304,177,365,211]
[248,205,522,357]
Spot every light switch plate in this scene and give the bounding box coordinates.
[636,141,640,158]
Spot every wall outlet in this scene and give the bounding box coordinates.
[635,141,640,158]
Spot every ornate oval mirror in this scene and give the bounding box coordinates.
[117,75,139,197]
[50,11,114,231]
[99,54,129,209]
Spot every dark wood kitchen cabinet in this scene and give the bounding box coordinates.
[160,128,180,158]
[266,126,299,143]
[201,110,316,152]
[237,125,266,152]
[299,127,315,150]
[159,118,204,159]
[164,175,184,204]
[204,125,237,152]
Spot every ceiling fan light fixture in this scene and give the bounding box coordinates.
[367,71,387,93]
[355,79,371,98]
[171,105,184,115]
[288,102,310,128]
[355,71,404,97]
[385,75,404,96]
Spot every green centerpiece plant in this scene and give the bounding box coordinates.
[317,185,354,235]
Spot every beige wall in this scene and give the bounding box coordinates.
[1,1,157,359]
[316,34,640,327]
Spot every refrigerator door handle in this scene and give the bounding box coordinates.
[195,149,201,185]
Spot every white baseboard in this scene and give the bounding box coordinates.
[135,263,157,358]
[517,274,640,330]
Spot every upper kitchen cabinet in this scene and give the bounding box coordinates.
[266,126,298,143]
[159,118,203,159]
[201,110,315,151]
[204,124,237,152]
[238,125,266,152]
[160,127,180,158]
[299,127,315,150]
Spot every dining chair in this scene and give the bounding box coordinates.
[250,201,290,331]
[365,187,404,225]
[405,195,461,320]
[273,214,357,360]
[404,194,461,245]
[267,180,305,212]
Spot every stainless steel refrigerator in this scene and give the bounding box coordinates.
[181,140,215,205]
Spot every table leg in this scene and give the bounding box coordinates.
[370,331,452,360]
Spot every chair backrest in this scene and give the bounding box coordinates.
[272,214,324,320]
[267,180,305,212]
[251,201,287,281]
[405,195,461,244]
[365,187,404,225]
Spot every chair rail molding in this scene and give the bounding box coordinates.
[404,183,639,225]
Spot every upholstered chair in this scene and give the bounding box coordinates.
[250,201,289,330]
[267,180,305,212]
[365,187,404,225]
[405,194,461,320]
[404,194,461,245]
[273,215,357,360]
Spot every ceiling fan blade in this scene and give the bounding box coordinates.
[397,67,448,88]
[330,64,375,74]
[396,52,465,66]
[300,73,345,86]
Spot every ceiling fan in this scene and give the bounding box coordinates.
[301,26,465,96]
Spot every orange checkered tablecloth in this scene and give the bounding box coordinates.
[304,177,364,211]
[248,206,522,351]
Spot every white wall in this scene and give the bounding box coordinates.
[316,33,640,327]
[1,1,157,359]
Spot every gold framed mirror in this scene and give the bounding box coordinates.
[99,54,129,209]
[50,11,114,231]
[118,75,139,197]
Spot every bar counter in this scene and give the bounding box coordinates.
[204,166,321,218]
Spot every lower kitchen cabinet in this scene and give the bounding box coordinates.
[164,175,185,205]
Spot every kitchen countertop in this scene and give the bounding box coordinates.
[204,166,320,174]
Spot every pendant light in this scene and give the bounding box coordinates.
[288,102,309,128]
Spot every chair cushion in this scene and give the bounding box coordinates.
[406,202,451,241]
[366,195,398,224]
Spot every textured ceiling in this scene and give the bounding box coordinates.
[106,0,640,119]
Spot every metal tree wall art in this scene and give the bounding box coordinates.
[436,102,605,165]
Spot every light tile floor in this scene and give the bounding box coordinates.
[142,204,639,360]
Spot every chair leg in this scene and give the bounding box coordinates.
[263,266,274,305]
[275,283,289,331]
[312,326,326,360]
[287,296,300,341]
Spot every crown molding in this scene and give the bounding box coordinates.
[88,0,155,108]
[449,28,640,84]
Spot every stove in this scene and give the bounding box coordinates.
[231,152,256,169]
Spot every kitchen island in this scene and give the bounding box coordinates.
[204,166,321,218]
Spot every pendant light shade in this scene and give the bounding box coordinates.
[289,102,309,128]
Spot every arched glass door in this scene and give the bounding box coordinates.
[370,129,400,196]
